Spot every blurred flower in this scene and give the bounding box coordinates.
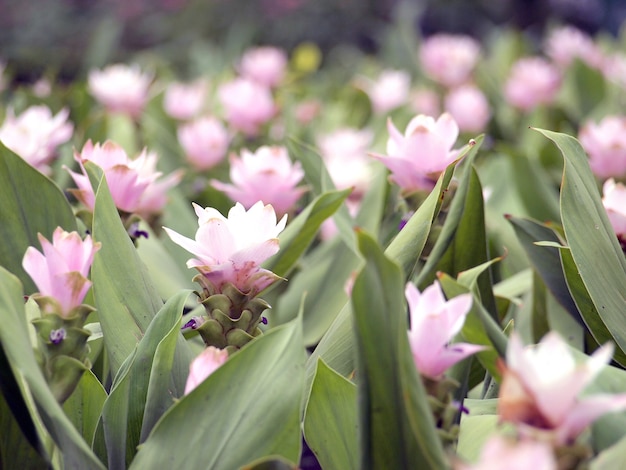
[371,113,460,193]
[32,77,52,97]
[406,281,482,380]
[420,34,481,88]
[579,115,626,179]
[294,99,321,125]
[218,77,276,136]
[65,140,182,218]
[88,64,152,117]
[163,80,208,120]
[0,105,73,173]
[504,57,561,112]
[499,332,626,444]
[163,201,286,295]
[544,25,604,69]
[602,53,626,89]
[357,69,411,114]
[458,435,557,470]
[238,46,288,88]
[184,346,228,395]
[444,84,490,133]
[410,88,440,117]
[23,228,101,317]
[602,178,626,245]
[211,146,306,216]
[178,116,229,171]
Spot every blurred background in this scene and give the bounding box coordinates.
[1,0,625,82]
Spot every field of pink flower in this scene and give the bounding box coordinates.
[2,6,626,469]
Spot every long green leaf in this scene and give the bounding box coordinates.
[130,321,305,470]
[62,369,107,448]
[352,230,447,469]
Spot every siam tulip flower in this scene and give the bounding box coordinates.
[65,140,182,219]
[238,46,288,88]
[579,115,626,179]
[163,80,208,120]
[371,113,460,193]
[444,84,491,133]
[0,105,73,173]
[178,116,230,171]
[163,201,286,295]
[22,228,101,317]
[602,178,626,247]
[458,435,557,470]
[184,346,228,395]
[504,57,561,112]
[419,34,481,88]
[405,281,483,380]
[357,69,411,114]
[544,25,604,70]
[88,64,152,118]
[294,99,321,125]
[32,77,52,98]
[218,77,276,136]
[498,332,626,445]
[602,53,626,89]
[410,88,441,117]
[211,146,306,216]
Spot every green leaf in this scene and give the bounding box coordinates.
[536,129,626,357]
[591,434,626,470]
[303,359,357,470]
[63,369,107,447]
[352,230,447,469]
[0,267,104,468]
[0,142,77,293]
[456,399,499,463]
[89,169,164,374]
[130,321,305,470]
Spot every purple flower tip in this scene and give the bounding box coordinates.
[261,316,268,325]
[182,316,205,330]
[128,222,149,239]
[49,328,66,345]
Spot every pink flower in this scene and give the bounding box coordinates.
[0,105,73,173]
[602,53,626,89]
[184,346,228,395]
[499,332,626,445]
[295,99,321,125]
[406,281,483,380]
[88,64,152,117]
[65,140,182,218]
[371,113,460,193]
[358,69,411,114]
[444,84,490,133]
[410,88,441,117]
[238,46,288,88]
[544,26,604,70]
[178,116,229,170]
[504,57,561,112]
[218,77,276,136]
[579,115,626,179]
[163,80,208,120]
[459,435,556,470]
[420,34,481,88]
[22,228,101,317]
[211,146,306,216]
[163,201,286,295]
[602,178,626,243]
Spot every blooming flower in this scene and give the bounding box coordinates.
[371,113,460,193]
[178,116,230,170]
[504,57,561,112]
[211,146,306,216]
[444,84,490,133]
[0,105,73,173]
[65,140,182,218]
[163,201,286,295]
[406,281,483,380]
[22,228,101,317]
[218,77,276,136]
[88,64,152,117]
[238,46,288,88]
[458,435,557,470]
[602,178,626,247]
[184,346,228,395]
[498,332,626,444]
[579,115,626,179]
[163,80,208,120]
[420,34,481,88]
[544,26,604,70]
[357,69,411,114]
